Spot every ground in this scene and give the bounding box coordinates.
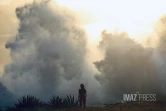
[9,100,166,111]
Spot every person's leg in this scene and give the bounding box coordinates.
[83,97,86,108]
[80,98,82,107]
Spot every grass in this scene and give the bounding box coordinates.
[2,95,79,111]
[3,102,166,111]
[48,95,79,108]
[1,95,166,111]
[15,95,44,108]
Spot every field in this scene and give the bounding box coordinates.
[4,100,166,111]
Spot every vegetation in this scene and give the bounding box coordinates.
[1,94,79,111]
[15,95,44,108]
[48,95,78,108]
[62,95,79,108]
[1,95,166,111]
[48,96,63,108]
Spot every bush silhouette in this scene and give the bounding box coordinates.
[3,94,79,110]
[48,95,79,108]
[48,96,63,108]
[15,95,44,108]
[62,95,79,108]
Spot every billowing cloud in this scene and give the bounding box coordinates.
[94,31,164,102]
[1,0,166,109]
[0,0,102,108]
[1,0,87,101]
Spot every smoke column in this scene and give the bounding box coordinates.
[1,0,166,109]
[94,31,165,102]
[0,0,101,107]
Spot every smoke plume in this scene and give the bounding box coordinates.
[1,0,166,109]
[3,1,85,95]
[0,0,100,107]
[94,31,164,102]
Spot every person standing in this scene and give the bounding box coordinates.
[78,84,87,108]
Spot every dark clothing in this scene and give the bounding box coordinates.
[79,96,86,108]
[79,88,86,108]
[79,89,86,97]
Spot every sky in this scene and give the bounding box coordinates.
[0,0,166,73]
[56,0,166,42]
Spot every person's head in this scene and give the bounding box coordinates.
[80,84,84,89]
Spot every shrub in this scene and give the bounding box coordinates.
[62,95,79,108]
[15,95,44,108]
[48,96,63,109]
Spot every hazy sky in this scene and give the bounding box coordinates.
[56,0,166,41]
[0,0,166,73]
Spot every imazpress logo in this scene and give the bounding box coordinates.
[123,92,156,102]
[0,0,12,5]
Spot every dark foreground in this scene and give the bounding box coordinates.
[3,100,166,111]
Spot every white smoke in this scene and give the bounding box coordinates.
[1,0,166,109]
[0,0,101,106]
[94,31,164,103]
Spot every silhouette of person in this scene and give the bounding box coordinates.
[78,84,87,108]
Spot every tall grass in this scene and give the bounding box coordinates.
[48,96,63,108]
[3,94,79,111]
[48,95,79,109]
[15,95,44,108]
[2,95,166,111]
[62,95,79,108]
